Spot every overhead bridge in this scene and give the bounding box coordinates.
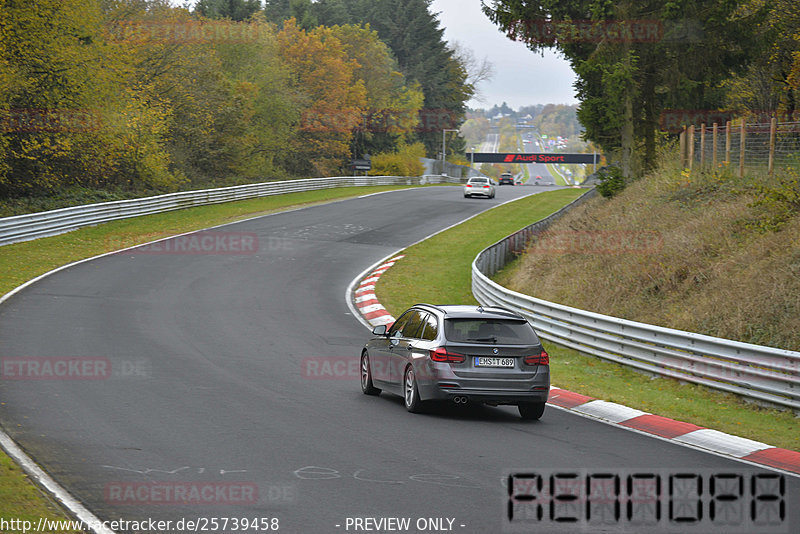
[470,152,601,164]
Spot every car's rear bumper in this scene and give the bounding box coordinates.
[430,388,549,405]
[416,365,550,405]
[464,190,493,196]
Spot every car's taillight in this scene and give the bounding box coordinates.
[483,185,490,188]
[430,347,466,363]
[466,184,472,187]
[524,350,549,366]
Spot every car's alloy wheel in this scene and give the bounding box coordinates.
[404,367,423,413]
[518,401,546,420]
[361,352,380,396]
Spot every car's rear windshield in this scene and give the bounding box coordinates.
[470,178,488,183]
[444,319,540,345]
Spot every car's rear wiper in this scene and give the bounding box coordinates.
[466,336,497,343]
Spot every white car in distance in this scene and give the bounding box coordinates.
[464,177,495,199]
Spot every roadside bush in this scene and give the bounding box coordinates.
[369,142,425,177]
[748,168,800,231]
[596,165,626,197]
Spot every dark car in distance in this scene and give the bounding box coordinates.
[360,304,550,419]
[498,172,515,185]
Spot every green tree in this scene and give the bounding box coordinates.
[276,18,367,176]
[484,0,761,177]
[195,0,263,22]
[264,0,318,29]
[0,0,184,194]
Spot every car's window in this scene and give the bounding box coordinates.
[402,311,427,339]
[469,178,488,184]
[444,319,540,344]
[418,313,439,341]
[388,311,414,337]
[389,310,427,338]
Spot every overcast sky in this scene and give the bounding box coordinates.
[430,0,578,110]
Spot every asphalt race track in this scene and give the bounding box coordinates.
[1,186,796,534]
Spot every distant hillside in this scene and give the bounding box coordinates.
[496,158,800,351]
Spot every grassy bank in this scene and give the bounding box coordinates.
[0,184,420,526]
[374,187,800,452]
[495,160,800,351]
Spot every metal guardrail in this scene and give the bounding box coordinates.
[0,175,465,247]
[472,188,800,411]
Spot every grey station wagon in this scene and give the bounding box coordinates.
[360,304,550,419]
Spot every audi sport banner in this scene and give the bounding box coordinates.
[470,153,601,164]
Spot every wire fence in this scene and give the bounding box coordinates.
[681,120,800,176]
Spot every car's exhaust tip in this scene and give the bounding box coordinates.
[452,396,468,404]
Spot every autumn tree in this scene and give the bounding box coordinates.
[327,24,424,159]
[276,18,367,175]
[308,0,475,158]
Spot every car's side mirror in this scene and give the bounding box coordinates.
[372,325,387,336]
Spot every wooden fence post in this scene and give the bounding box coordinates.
[688,125,695,172]
[725,120,731,165]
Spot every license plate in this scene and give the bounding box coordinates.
[474,356,515,368]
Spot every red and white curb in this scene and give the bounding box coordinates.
[350,259,800,477]
[352,255,404,327]
[548,389,800,475]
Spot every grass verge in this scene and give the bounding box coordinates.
[375,188,800,452]
[0,455,82,533]
[376,189,585,311]
[0,183,423,526]
[545,163,569,186]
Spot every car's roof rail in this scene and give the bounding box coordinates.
[481,305,525,317]
[411,303,445,313]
